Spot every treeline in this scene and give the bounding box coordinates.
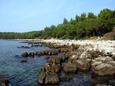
[0,31,39,39]
[0,8,115,39]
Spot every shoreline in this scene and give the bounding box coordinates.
[16,38,115,55]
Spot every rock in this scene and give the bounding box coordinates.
[95,84,110,86]
[91,56,115,76]
[43,63,61,73]
[0,80,9,86]
[17,46,30,48]
[38,71,59,84]
[38,71,46,84]
[112,55,115,61]
[79,50,104,60]
[28,52,35,57]
[51,64,61,73]
[36,50,59,56]
[59,48,69,53]
[21,52,35,57]
[48,57,61,64]
[63,62,77,73]
[76,58,91,71]
[21,52,28,57]
[105,52,113,57]
[44,72,59,84]
[20,59,27,63]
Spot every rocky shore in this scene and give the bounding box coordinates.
[20,39,115,86]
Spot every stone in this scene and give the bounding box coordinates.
[42,63,61,73]
[44,72,59,84]
[63,62,77,73]
[91,57,115,76]
[76,58,90,71]
[38,71,59,84]
[21,52,28,57]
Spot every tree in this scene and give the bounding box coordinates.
[63,18,68,24]
[88,12,96,18]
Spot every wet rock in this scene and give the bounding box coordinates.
[28,52,35,57]
[38,71,59,84]
[21,52,35,57]
[36,50,59,56]
[21,52,29,57]
[91,56,115,76]
[0,80,9,86]
[63,62,77,73]
[58,48,69,53]
[44,72,59,84]
[17,46,30,48]
[38,71,46,84]
[43,63,61,73]
[20,59,27,63]
[76,58,91,71]
[48,57,61,64]
[95,84,111,86]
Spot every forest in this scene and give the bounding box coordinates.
[0,8,115,39]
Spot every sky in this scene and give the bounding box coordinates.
[0,0,115,32]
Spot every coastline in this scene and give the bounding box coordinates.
[16,38,115,55]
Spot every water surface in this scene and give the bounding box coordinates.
[0,40,48,86]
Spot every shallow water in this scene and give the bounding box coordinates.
[0,40,49,86]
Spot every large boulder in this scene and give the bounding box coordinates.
[63,62,77,73]
[91,56,115,76]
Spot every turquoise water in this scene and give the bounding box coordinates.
[0,40,48,86]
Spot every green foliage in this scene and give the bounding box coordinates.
[0,8,115,39]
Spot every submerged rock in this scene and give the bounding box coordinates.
[17,46,30,48]
[21,52,29,57]
[20,59,27,63]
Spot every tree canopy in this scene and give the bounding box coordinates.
[0,8,115,39]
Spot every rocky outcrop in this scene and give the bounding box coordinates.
[21,50,59,57]
[91,56,115,76]
[36,50,59,56]
[38,63,60,84]
[38,71,59,84]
